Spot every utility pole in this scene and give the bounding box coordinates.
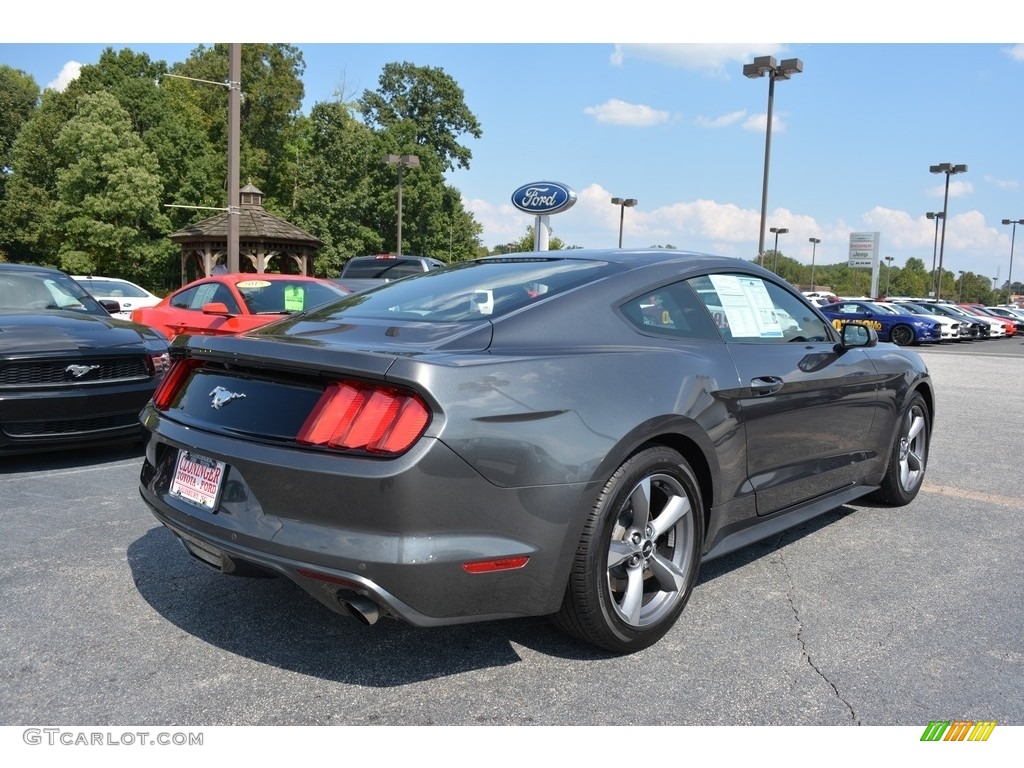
[227,43,241,273]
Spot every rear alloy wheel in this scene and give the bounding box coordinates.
[870,392,930,505]
[890,324,915,346]
[554,446,703,653]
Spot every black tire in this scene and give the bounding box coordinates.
[869,392,930,506]
[890,324,915,346]
[553,446,703,653]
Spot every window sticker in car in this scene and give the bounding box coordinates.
[707,275,784,338]
[284,285,305,312]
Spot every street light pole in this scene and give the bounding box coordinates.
[929,163,967,300]
[958,270,965,302]
[808,237,820,289]
[1001,218,1024,304]
[744,56,803,264]
[383,153,420,256]
[884,256,894,296]
[610,197,638,248]
[769,226,788,273]
[925,211,944,297]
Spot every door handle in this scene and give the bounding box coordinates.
[750,376,784,396]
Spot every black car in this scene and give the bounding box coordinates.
[0,263,170,455]
[138,250,933,653]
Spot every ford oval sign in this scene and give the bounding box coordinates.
[511,181,577,216]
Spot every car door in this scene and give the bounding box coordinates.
[168,281,253,337]
[690,274,887,516]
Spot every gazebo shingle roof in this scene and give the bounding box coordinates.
[169,184,321,248]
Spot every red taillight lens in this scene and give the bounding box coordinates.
[152,358,202,410]
[297,381,430,455]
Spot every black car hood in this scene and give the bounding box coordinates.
[0,309,164,354]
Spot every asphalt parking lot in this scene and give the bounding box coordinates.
[1,339,1022,729]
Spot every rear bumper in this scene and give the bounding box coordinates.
[138,408,595,625]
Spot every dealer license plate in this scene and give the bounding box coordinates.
[169,450,226,511]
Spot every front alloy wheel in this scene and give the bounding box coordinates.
[871,393,930,505]
[554,447,703,653]
[890,324,915,346]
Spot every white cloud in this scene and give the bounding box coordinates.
[743,112,786,133]
[46,61,82,92]
[610,44,788,77]
[464,197,525,245]
[926,180,974,199]
[583,99,671,126]
[1004,44,1024,62]
[985,174,1020,191]
[695,110,747,128]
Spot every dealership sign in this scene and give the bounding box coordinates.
[848,231,880,269]
[511,182,577,216]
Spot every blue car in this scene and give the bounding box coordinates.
[820,300,942,346]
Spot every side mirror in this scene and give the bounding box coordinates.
[837,322,877,349]
[99,299,122,315]
[201,302,233,317]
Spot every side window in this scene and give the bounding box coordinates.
[687,274,832,344]
[170,283,240,314]
[620,281,720,340]
[170,286,196,310]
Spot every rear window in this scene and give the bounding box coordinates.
[79,279,150,298]
[342,258,432,280]
[315,258,621,323]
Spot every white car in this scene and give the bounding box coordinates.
[72,275,162,320]
[874,301,960,341]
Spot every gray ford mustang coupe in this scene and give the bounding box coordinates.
[138,250,933,653]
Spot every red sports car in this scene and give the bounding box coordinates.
[132,274,349,340]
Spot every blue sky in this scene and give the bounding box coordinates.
[4,4,1024,286]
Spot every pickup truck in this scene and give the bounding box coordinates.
[334,254,446,293]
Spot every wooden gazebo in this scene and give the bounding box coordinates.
[169,185,322,284]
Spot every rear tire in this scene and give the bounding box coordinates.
[553,446,703,653]
[870,392,930,505]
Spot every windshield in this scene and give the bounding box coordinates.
[0,270,107,315]
[313,258,622,323]
[234,279,348,315]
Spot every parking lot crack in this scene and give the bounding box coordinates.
[773,538,858,724]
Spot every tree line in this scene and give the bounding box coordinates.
[0,45,485,291]
[760,250,1015,303]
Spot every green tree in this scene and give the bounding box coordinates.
[0,89,71,263]
[292,100,385,276]
[170,44,306,210]
[67,47,224,233]
[52,92,174,285]
[359,62,482,173]
[497,225,575,253]
[0,65,40,207]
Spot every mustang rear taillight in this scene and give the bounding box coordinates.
[296,381,430,455]
[152,358,202,410]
